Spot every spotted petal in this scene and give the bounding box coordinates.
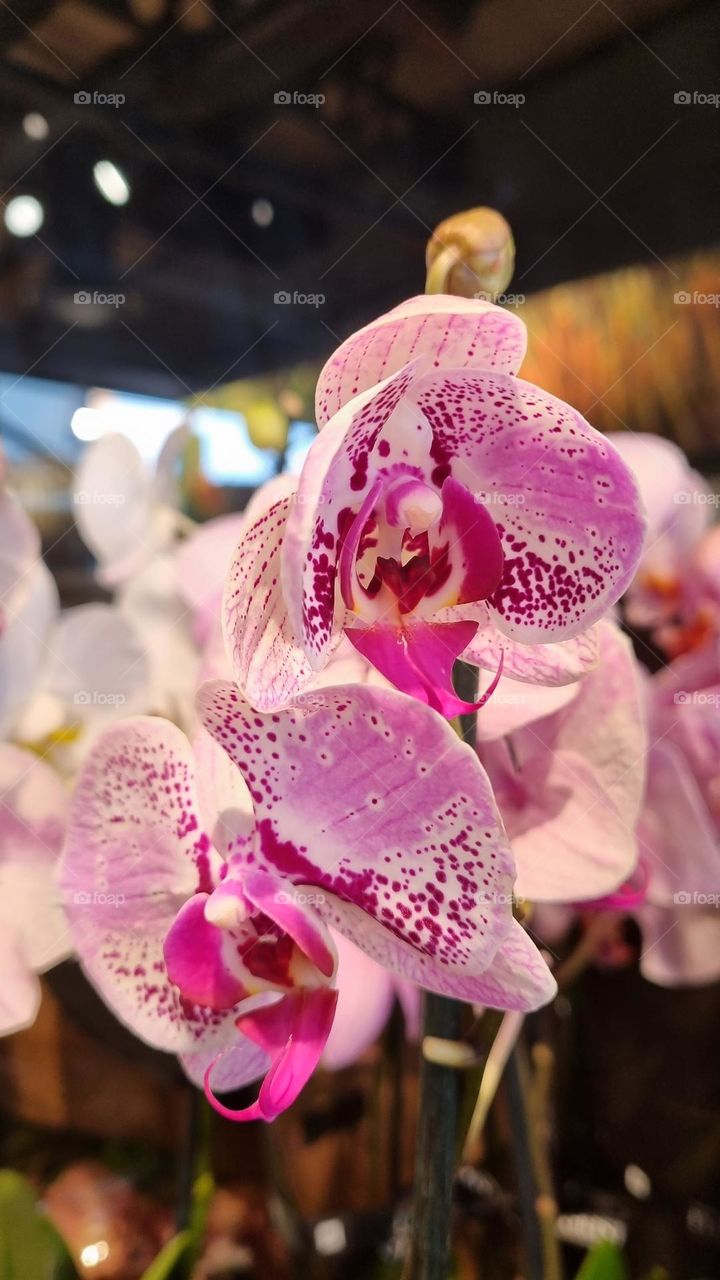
[413,370,645,640]
[223,496,317,710]
[315,295,527,426]
[198,679,555,1011]
[58,717,234,1055]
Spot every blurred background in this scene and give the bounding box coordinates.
[0,2,719,1278]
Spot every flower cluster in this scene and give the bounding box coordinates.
[18,295,720,1128]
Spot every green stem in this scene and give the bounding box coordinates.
[407,991,463,1279]
[406,662,478,1279]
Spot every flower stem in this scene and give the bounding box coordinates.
[407,661,478,1278]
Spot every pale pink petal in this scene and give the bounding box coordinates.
[315,295,527,426]
[638,905,720,988]
[0,929,41,1035]
[321,931,395,1070]
[223,496,316,710]
[413,370,645,641]
[73,434,153,584]
[640,741,718,904]
[44,603,150,720]
[176,513,247,645]
[58,717,232,1054]
[0,744,71,972]
[198,679,554,1011]
[207,987,339,1122]
[0,559,59,736]
[458,609,600,687]
[475,672,578,742]
[181,1037,269,1092]
[492,621,645,902]
[0,490,40,635]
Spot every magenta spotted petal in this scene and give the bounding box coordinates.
[59,717,237,1055]
[198,679,556,1011]
[413,369,645,641]
[315,295,527,427]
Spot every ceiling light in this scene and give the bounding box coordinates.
[22,113,49,141]
[93,160,130,206]
[251,197,274,227]
[4,195,44,237]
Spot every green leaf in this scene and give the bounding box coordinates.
[140,1231,193,1280]
[0,1170,79,1280]
[575,1241,630,1280]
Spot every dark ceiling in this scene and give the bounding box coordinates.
[0,0,717,396]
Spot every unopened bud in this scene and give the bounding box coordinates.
[425,207,515,300]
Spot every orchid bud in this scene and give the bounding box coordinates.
[425,206,515,300]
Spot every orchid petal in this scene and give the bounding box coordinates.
[73,433,154,584]
[0,930,41,1035]
[491,621,645,903]
[0,490,41,634]
[456,608,600,686]
[59,717,232,1054]
[321,931,395,1070]
[176,513,247,645]
[315,295,527,426]
[0,559,59,736]
[413,370,645,640]
[345,618,481,718]
[638,904,720,988]
[181,1037,269,1092]
[206,987,339,1122]
[223,496,316,710]
[0,744,71,973]
[44,603,150,721]
[198,679,553,1010]
[283,364,429,667]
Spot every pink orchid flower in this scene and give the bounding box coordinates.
[225,296,644,716]
[609,432,720,655]
[59,684,555,1123]
[479,620,646,903]
[528,641,720,987]
[0,744,71,1033]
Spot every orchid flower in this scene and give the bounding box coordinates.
[59,683,555,1123]
[609,432,719,655]
[479,620,646,903]
[225,296,644,716]
[73,427,188,587]
[526,638,720,987]
[0,744,71,1033]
